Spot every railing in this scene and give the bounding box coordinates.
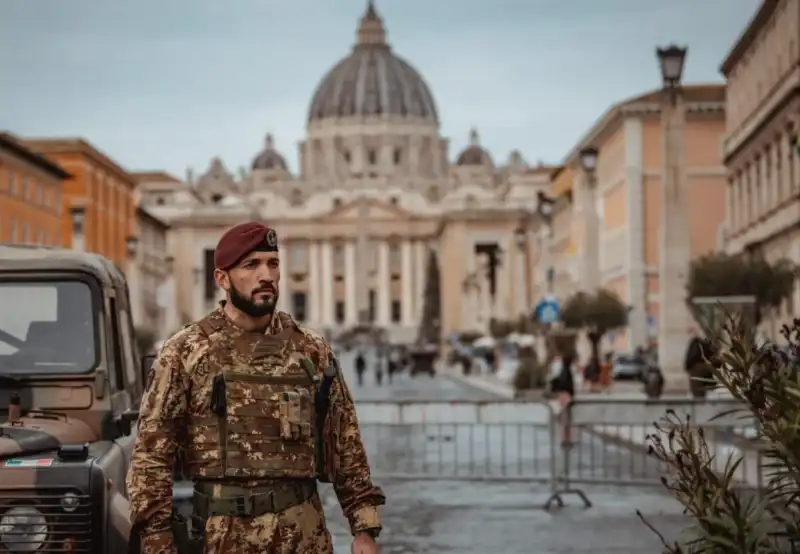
[355,398,763,510]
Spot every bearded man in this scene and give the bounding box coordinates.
[127,222,385,554]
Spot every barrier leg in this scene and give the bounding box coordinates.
[543,401,592,510]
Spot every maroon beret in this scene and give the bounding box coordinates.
[214,222,278,270]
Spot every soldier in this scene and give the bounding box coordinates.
[127,222,385,554]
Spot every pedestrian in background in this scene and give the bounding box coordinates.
[549,353,576,446]
[355,350,367,387]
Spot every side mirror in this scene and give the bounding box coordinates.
[141,354,157,384]
[118,408,140,436]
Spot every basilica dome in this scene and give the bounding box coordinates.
[307,2,438,124]
[252,134,287,171]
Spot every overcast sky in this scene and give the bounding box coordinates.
[0,0,758,177]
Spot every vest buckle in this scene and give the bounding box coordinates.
[235,495,252,516]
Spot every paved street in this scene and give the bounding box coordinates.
[318,350,691,553]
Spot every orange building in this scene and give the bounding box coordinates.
[556,84,728,351]
[22,138,137,267]
[0,132,68,246]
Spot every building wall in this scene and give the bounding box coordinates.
[0,143,64,245]
[23,140,137,268]
[723,0,800,336]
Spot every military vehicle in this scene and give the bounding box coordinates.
[0,245,148,553]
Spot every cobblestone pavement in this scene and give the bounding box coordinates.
[174,350,691,553]
[319,350,690,553]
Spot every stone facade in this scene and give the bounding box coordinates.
[723,0,800,336]
[545,85,729,353]
[137,3,551,343]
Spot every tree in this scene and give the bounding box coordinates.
[560,288,629,360]
[641,316,800,553]
[687,252,797,328]
[488,318,515,339]
[417,249,441,344]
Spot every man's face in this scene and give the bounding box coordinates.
[215,251,280,317]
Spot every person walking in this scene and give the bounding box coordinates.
[127,222,384,554]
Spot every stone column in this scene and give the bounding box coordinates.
[580,170,600,291]
[658,91,693,391]
[414,241,427,322]
[377,240,390,325]
[308,241,321,326]
[321,241,334,327]
[344,241,358,325]
[401,240,414,326]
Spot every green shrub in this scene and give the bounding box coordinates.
[641,315,800,552]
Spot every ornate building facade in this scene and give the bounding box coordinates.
[137,2,551,343]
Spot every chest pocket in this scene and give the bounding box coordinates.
[208,336,320,478]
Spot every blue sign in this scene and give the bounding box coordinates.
[534,294,560,324]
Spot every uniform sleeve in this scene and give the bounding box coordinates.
[318,341,386,535]
[126,332,192,550]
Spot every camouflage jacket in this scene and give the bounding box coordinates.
[126,309,385,541]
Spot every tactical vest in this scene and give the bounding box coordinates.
[184,312,320,480]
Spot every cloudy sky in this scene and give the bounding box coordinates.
[0,0,758,177]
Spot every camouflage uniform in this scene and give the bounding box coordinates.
[127,308,385,554]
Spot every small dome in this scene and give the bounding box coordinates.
[456,128,493,166]
[307,1,438,123]
[252,134,288,171]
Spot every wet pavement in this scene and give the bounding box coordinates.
[318,351,691,553]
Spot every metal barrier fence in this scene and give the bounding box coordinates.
[355,398,763,509]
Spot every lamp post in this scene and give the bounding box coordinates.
[656,44,692,392]
[536,191,555,293]
[578,146,600,293]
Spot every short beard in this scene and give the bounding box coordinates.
[229,282,277,318]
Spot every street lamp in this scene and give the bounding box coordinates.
[656,42,691,391]
[536,191,555,222]
[579,146,599,173]
[125,236,139,259]
[656,45,687,88]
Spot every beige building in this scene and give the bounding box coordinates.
[138,3,552,343]
[550,85,728,351]
[127,200,175,339]
[722,0,800,333]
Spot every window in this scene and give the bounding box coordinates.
[211,193,223,204]
[393,148,402,165]
[389,243,401,267]
[391,300,401,323]
[21,177,28,200]
[8,173,16,195]
[367,149,377,165]
[9,218,17,242]
[389,196,398,205]
[333,198,342,207]
[343,151,351,164]
[156,197,166,206]
[292,292,307,322]
[335,301,345,324]
[368,290,376,322]
[22,223,29,244]
[0,280,99,375]
[333,244,344,270]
